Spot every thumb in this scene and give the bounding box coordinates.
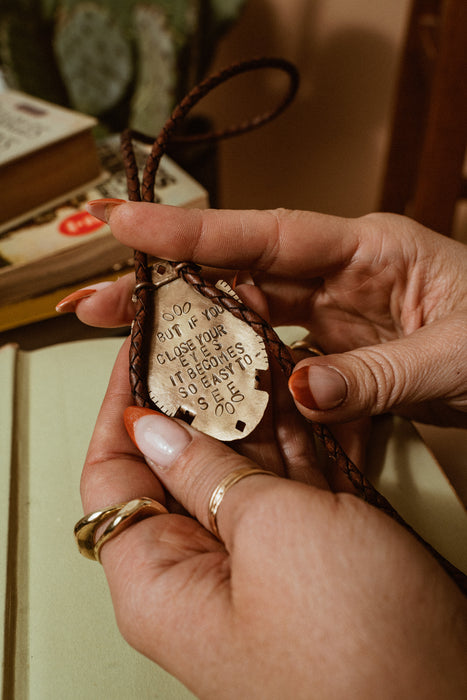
[288,318,467,423]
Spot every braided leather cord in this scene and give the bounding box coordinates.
[123,57,299,407]
[120,129,152,406]
[121,58,467,594]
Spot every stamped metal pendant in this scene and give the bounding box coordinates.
[144,260,269,441]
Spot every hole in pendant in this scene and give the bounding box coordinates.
[174,406,196,425]
[235,420,246,432]
[156,264,166,275]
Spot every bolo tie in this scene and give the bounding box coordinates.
[118,56,467,595]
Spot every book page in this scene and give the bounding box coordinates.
[12,338,194,699]
[0,344,17,687]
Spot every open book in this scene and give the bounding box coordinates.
[1,338,195,699]
[1,335,466,698]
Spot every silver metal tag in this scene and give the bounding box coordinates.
[145,261,269,441]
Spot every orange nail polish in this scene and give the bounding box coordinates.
[85,198,126,222]
[288,366,318,409]
[124,406,159,447]
[55,280,113,313]
[289,365,347,411]
[55,288,98,313]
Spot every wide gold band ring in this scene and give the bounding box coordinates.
[208,467,277,541]
[74,497,168,563]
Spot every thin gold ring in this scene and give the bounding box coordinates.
[289,340,324,356]
[208,467,277,541]
[74,497,168,563]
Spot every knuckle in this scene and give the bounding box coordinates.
[178,207,208,261]
[350,348,408,413]
[255,208,293,271]
[177,446,243,526]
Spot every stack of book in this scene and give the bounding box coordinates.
[0,91,208,332]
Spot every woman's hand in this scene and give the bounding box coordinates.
[74,203,467,697]
[76,203,467,427]
[81,339,467,699]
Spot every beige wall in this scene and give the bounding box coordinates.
[201,0,411,216]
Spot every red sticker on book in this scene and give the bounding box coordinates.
[59,211,105,236]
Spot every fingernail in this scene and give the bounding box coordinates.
[124,407,192,471]
[55,281,114,313]
[85,198,126,223]
[289,365,347,410]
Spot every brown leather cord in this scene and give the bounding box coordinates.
[121,57,467,594]
[125,57,300,414]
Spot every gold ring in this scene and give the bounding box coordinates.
[74,497,168,563]
[289,340,324,356]
[208,467,277,541]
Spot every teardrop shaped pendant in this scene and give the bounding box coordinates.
[136,260,270,441]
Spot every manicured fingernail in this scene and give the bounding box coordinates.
[85,198,126,223]
[289,365,347,410]
[124,407,192,471]
[55,281,114,313]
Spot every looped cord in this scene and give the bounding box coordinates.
[124,57,300,413]
[121,57,467,594]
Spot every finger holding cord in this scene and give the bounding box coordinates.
[56,273,136,327]
[85,201,359,278]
